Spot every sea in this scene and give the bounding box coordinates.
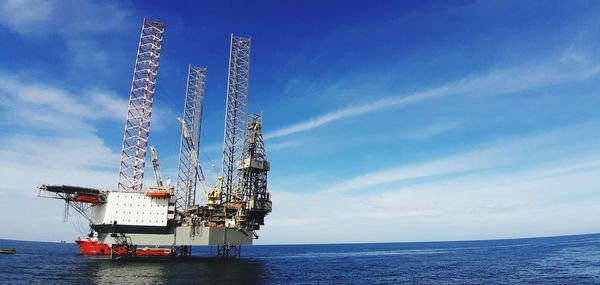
[1,233,600,284]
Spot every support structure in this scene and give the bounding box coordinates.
[221,34,251,204]
[217,244,241,258]
[176,245,192,257]
[176,65,207,212]
[37,185,104,223]
[117,19,166,192]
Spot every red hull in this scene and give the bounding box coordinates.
[75,238,174,257]
[75,238,110,255]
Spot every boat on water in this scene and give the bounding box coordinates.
[75,238,174,257]
[75,238,111,255]
[0,248,16,254]
[136,247,172,256]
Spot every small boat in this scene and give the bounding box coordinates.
[76,238,111,255]
[74,194,100,204]
[136,247,173,257]
[76,238,174,257]
[0,248,16,254]
[146,189,172,198]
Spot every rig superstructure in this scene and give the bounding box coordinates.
[37,19,272,258]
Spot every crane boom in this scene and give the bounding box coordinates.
[178,118,199,169]
[149,146,163,188]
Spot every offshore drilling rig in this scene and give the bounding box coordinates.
[37,19,272,258]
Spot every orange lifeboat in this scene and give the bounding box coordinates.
[136,247,173,256]
[74,195,100,204]
[146,189,172,198]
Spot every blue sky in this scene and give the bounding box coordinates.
[1,0,600,244]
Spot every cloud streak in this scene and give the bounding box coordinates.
[0,0,131,37]
[265,52,600,140]
[262,122,600,244]
[322,121,600,193]
[0,75,127,131]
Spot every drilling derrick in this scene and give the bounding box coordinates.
[117,19,165,192]
[237,114,272,230]
[176,65,207,213]
[221,34,251,204]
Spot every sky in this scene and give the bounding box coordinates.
[0,0,600,244]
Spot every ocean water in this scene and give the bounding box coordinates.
[1,234,600,284]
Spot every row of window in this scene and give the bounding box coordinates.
[113,203,167,207]
[115,211,164,215]
[110,219,164,224]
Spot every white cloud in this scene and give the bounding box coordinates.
[323,122,600,193]
[0,0,132,37]
[0,0,135,76]
[260,123,600,244]
[0,0,53,33]
[267,139,303,151]
[402,121,460,140]
[0,74,127,241]
[0,75,127,130]
[0,132,120,241]
[262,175,600,244]
[265,53,600,140]
[0,69,183,241]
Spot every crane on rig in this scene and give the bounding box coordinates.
[37,21,272,259]
[150,146,164,188]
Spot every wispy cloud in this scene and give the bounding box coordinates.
[0,0,135,75]
[0,73,128,241]
[402,121,460,140]
[0,74,176,133]
[0,0,52,34]
[264,167,600,244]
[262,122,600,244]
[322,121,600,193]
[0,75,127,131]
[265,52,600,140]
[0,0,132,37]
[267,139,303,151]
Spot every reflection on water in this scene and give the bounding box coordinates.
[86,257,267,285]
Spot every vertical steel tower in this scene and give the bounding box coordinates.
[117,19,166,192]
[221,34,251,203]
[176,65,207,212]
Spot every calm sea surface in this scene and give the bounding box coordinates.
[1,234,600,284]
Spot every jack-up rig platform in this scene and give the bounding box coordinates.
[37,19,272,258]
